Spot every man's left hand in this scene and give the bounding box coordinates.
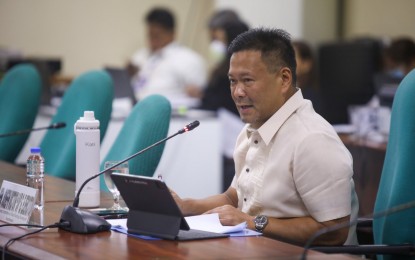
[205,205,253,227]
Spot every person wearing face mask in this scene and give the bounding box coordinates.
[207,9,240,68]
[128,7,207,109]
[200,19,249,115]
[199,16,249,191]
[292,40,323,114]
[383,37,415,78]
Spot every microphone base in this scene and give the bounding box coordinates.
[59,205,111,234]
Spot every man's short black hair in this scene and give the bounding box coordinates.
[146,7,175,31]
[228,27,297,86]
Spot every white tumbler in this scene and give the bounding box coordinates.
[74,111,100,207]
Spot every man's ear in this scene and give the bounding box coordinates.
[280,67,293,92]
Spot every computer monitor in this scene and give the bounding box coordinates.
[104,67,137,105]
[318,39,382,124]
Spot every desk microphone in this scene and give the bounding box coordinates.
[301,199,415,260]
[0,122,66,138]
[59,120,200,234]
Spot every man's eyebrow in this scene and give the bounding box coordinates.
[228,72,251,77]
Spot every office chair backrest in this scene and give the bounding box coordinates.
[100,94,171,191]
[373,69,415,260]
[40,70,113,180]
[0,64,42,162]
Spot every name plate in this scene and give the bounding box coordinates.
[0,180,37,224]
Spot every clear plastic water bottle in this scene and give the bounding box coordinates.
[74,111,100,207]
[26,147,44,210]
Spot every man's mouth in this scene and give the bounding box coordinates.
[239,105,253,110]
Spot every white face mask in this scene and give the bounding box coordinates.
[209,40,227,65]
[389,68,405,78]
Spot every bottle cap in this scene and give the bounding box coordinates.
[82,111,95,121]
[74,111,100,129]
[30,147,41,153]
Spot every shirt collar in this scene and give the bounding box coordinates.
[150,41,177,56]
[245,88,304,145]
[160,41,177,54]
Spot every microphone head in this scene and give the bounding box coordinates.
[179,120,200,134]
[51,122,66,129]
[186,120,200,131]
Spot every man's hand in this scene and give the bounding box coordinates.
[170,189,186,213]
[169,187,239,217]
[205,205,253,227]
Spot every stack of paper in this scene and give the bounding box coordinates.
[109,213,261,239]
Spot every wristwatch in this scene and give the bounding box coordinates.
[254,215,268,233]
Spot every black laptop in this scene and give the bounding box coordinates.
[110,173,229,241]
[104,67,137,105]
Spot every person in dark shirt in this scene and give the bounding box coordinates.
[292,40,323,114]
[200,19,249,116]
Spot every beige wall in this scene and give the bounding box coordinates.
[343,0,415,40]
[2,0,414,77]
[302,0,338,46]
[215,0,304,38]
[0,0,213,76]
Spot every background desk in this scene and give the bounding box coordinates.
[339,134,386,216]
[0,161,356,259]
[16,108,223,199]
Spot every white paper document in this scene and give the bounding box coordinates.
[185,213,246,233]
[108,213,261,238]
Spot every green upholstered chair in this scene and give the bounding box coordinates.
[100,94,171,191]
[40,70,113,181]
[0,64,42,162]
[310,69,415,259]
[373,68,415,260]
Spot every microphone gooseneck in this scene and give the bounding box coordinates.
[61,120,200,233]
[0,122,67,138]
[301,199,415,260]
[50,122,66,129]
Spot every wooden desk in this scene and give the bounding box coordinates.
[339,134,387,216]
[0,161,356,259]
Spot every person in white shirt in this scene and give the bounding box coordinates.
[171,28,358,246]
[129,8,207,108]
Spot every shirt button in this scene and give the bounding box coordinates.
[254,140,258,144]
[244,198,247,202]
[246,168,250,173]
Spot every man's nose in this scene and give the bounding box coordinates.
[232,83,246,97]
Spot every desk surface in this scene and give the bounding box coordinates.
[339,134,387,152]
[339,134,386,216]
[0,161,356,259]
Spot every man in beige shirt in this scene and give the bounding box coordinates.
[172,28,358,246]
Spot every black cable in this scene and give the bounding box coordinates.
[1,221,70,260]
[0,223,44,228]
[301,200,415,260]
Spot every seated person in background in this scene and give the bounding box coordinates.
[206,9,240,68]
[383,37,415,77]
[373,37,415,107]
[200,17,249,116]
[199,12,249,191]
[172,28,358,246]
[292,40,323,114]
[128,7,207,108]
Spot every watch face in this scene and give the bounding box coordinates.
[256,215,267,225]
[255,215,268,232]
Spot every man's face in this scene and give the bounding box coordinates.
[228,50,291,129]
[147,23,174,52]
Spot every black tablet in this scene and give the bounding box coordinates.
[111,173,229,241]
